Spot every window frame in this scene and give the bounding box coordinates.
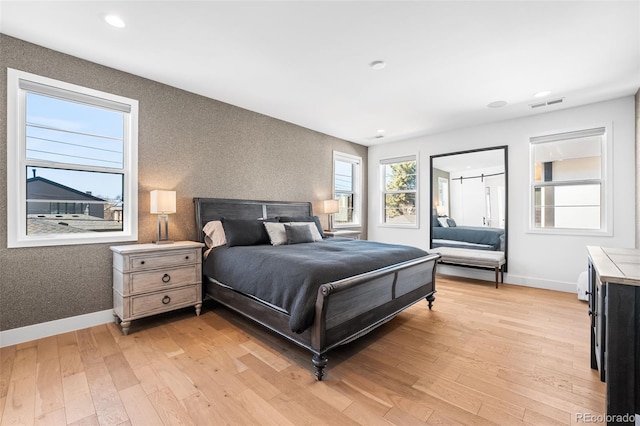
[332,151,362,228]
[379,154,419,228]
[7,68,139,248]
[528,126,612,236]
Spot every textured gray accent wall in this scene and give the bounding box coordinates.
[431,168,449,213]
[0,34,368,331]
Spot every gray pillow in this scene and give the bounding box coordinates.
[278,215,325,238]
[222,218,272,247]
[285,223,315,244]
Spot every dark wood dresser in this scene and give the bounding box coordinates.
[587,246,640,425]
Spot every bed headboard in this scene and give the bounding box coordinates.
[193,197,314,243]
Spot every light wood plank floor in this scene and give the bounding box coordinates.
[0,275,605,425]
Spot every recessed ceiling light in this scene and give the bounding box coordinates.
[370,60,386,70]
[534,90,551,98]
[105,15,125,28]
[487,100,507,108]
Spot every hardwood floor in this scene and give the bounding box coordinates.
[0,275,605,425]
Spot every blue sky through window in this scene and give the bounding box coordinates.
[334,160,353,192]
[26,93,124,199]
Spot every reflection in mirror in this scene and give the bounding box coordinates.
[430,146,508,267]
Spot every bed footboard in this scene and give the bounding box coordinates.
[310,253,439,379]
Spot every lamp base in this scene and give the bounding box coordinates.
[154,214,173,244]
[153,239,174,245]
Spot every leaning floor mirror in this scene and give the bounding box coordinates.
[430,146,508,270]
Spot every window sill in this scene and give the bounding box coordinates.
[378,223,419,229]
[8,232,138,248]
[332,224,361,229]
[526,227,612,237]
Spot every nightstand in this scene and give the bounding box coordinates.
[324,230,361,239]
[111,241,204,335]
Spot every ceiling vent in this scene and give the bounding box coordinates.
[530,97,565,109]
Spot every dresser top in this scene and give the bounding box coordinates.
[587,246,640,286]
[110,240,204,254]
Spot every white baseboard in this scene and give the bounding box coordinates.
[505,273,578,294]
[437,265,578,294]
[0,309,114,348]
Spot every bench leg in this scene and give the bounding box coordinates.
[495,267,499,288]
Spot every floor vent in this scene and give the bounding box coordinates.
[530,98,565,109]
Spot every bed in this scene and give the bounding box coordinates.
[194,197,439,380]
[432,216,505,251]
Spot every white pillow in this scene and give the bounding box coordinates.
[437,217,450,228]
[203,220,227,248]
[264,222,288,245]
[264,222,323,245]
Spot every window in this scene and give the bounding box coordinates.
[529,127,609,234]
[333,151,362,227]
[381,155,418,226]
[7,69,138,247]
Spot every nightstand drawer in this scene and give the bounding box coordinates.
[128,265,199,294]
[128,249,199,271]
[130,285,200,317]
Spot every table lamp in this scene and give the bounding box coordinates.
[150,190,176,244]
[320,199,340,231]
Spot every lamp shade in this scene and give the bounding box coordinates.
[319,199,340,214]
[436,205,446,216]
[150,190,176,214]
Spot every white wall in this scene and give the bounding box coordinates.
[450,173,485,226]
[368,96,636,292]
[449,165,505,228]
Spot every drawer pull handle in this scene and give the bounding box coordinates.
[140,260,145,265]
[162,295,171,305]
[185,255,189,260]
[162,274,171,283]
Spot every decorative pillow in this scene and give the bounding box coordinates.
[288,222,323,242]
[264,222,322,245]
[277,216,325,238]
[432,215,441,227]
[222,218,271,247]
[285,224,315,244]
[437,217,450,228]
[263,222,288,246]
[203,220,226,248]
[446,218,457,227]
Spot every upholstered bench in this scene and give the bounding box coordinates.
[428,247,506,288]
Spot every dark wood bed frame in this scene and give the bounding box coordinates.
[194,197,439,380]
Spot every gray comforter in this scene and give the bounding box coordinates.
[203,238,428,333]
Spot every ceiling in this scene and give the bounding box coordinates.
[1,1,639,146]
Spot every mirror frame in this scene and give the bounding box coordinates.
[429,145,508,271]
